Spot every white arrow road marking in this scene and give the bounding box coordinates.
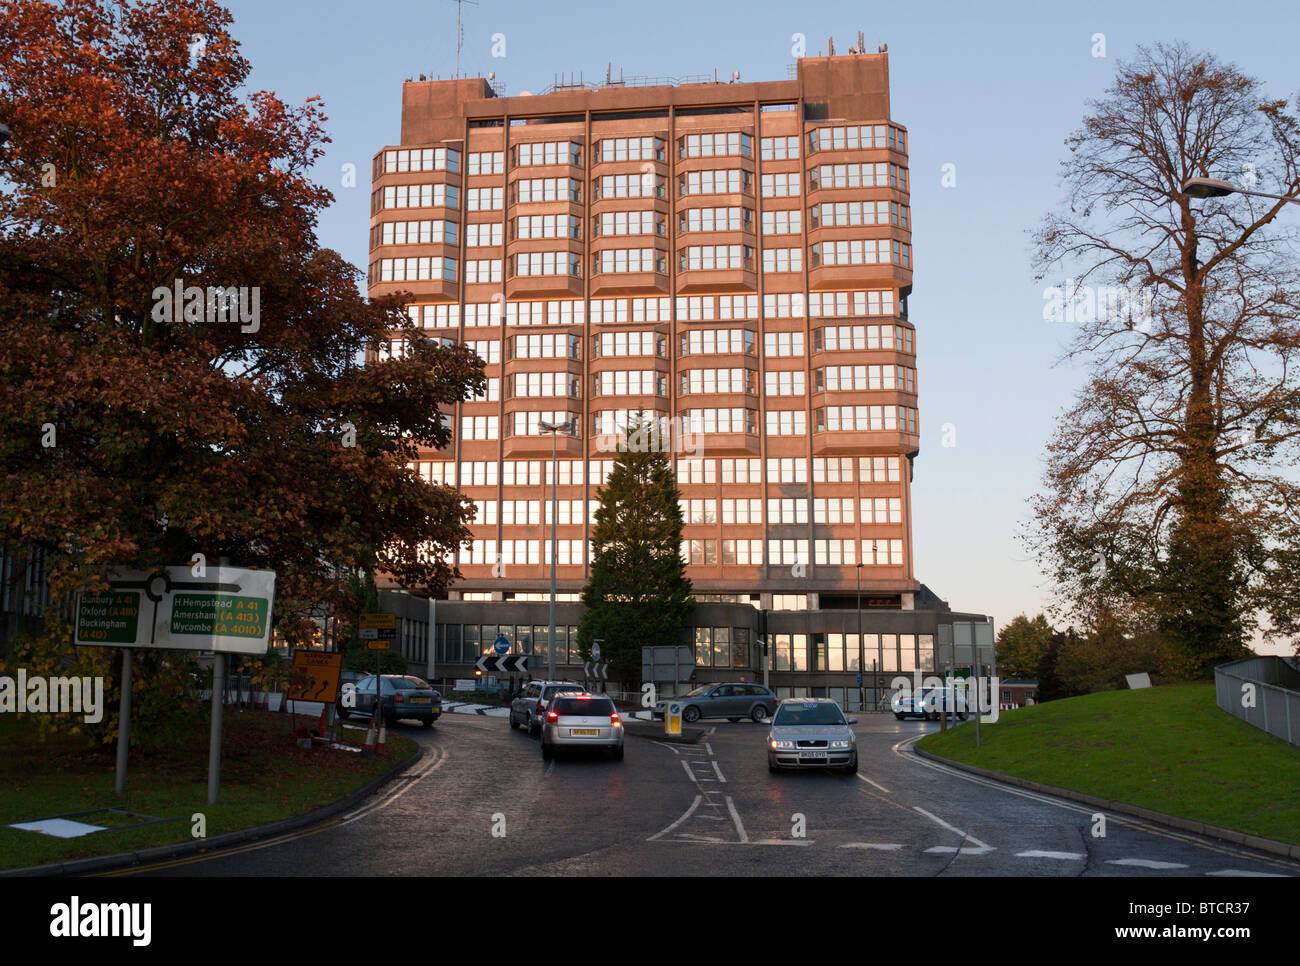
[1016,850,1085,860]
[726,796,749,843]
[841,842,904,850]
[1106,858,1189,869]
[675,833,726,843]
[913,806,993,854]
[648,795,702,841]
[856,774,891,794]
[1205,869,1286,877]
[750,839,812,846]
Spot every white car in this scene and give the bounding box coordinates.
[892,687,968,721]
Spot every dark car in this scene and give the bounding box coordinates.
[338,674,441,727]
[652,683,777,723]
[510,680,585,737]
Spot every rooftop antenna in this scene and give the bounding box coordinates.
[448,0,478,78]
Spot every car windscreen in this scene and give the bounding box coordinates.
[685,685,710,697]
[390,678,426,690]
[553,697,615,715]
[773,703,846,726]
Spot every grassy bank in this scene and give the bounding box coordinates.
[0,709,417,871]
[918,683,1300,846]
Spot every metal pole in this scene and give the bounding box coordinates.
[114,648,132,794]
[856,563,864,713]
[548,426,558,681]
[207,652,225,805]
[972,637,981,747]
[426,594,436,682]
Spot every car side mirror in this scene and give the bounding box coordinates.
[759,717,772,725]
[847,717,858,725]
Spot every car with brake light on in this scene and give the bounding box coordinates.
[540,693,624,761]
[337,674,441,727]
[891,686,967,721]
[651,682,777,724]
[766,697,858,773]
[510,680,585,737]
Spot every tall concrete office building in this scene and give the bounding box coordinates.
[368,47,990,706]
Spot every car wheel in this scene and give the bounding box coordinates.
[845,755,858,775]
[728,717,741,723]
[683,706,701,723]
[768,759,778,773]
[541,739,554,761]
[894,713,905,720]
[336,703,350,721]
[612,745,624,761]
[750,705,769,723]
[528,719,539,738]
[422,718,434,728]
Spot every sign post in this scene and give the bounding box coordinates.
[75,566,277,803]
[361,613,396,713]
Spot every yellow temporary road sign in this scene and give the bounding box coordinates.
[289,651,344,703]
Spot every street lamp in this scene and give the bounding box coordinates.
[1182,177,1300,206]
[855,562,864,713]
[539,417,574,681]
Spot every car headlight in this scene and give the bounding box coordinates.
[770,739,795,750]
[830,739,853,749]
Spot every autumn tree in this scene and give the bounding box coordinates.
[995,614,1056,680]
[0,0,481,728]
[1029,43,1300,674]
[575,415,694,688]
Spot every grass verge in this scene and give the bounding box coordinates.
[918,683,1300,846]
[0,708,417,871]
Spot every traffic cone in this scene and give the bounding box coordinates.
[376,719,388,757]
[362,717,377,757]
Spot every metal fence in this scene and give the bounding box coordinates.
[1214,656,1300,746]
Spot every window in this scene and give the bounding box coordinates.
[515,214,582,240]
[460,415,498,440]
[680,368,753,395]
[680,169,749,195]
[679,132,752,158]
[808,290,896,318]
[512,371,580,398]
[721,539,763,565]
[596,248,665,274]
[375,256,456,282]
[860,498,903,525]
[465,223,504,247]
[680,245,747,271]
[678,459,717,484]
[814,365,867,391]
[465,340,500,363]
[763,370,805,396]
[807,124,906,154]
[764,458,807,483]
[760,173,800,198]
[761,210,801,235]
[763,331,804,357]
[721,498,761,524]
[466,187,502,211]
[809,200,908,228]
[590,297,671,324]
[595,331,661,357]
[813,540,857,565]
[764,410,807,436]
[681,408,757,434]
[380,184,457,210]
[680,206,749,233]
[467,151,504,176]
[761,247,801,273]
[766,541,809,566]
[813,498,855,524]
[514,178,581,203]
[464,259,502,284]
[679,328,754,356]
[808,163,908,192]
[597,136,665,163]
[678,499,718,524]
[595,210,659,236]
[513,333,581,359]
[759,135,799,161]
[720,458,761,483]
[861,539,905,566]
[512,411,580,437]
[762,293,805,318]
[596,173,665,199]
[812,457,855,482]
[375,220,456,247]
[766,498,809,524]
[594,370,662,396]
[506,300,585,326]
[514,251,581,277]
[382,147,460,173]
[514,140,582,167]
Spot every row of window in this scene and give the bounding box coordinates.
[473,499,597,526]
[767,632,931,674]
[680,132,752,159]
[515,140,583,167]
[682,497,902,525]
[807,124,906,154]
[810,163,908,192]
[409,455,903,488]
[815,405,919,434]
[683,538,905,567]
[815,365,917,393]
[811,239,911,269]
[398,292,902,329]
[380,147,459,175]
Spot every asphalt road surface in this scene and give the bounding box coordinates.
[119,713,1299,877]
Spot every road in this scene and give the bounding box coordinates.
[120,713,1298,877]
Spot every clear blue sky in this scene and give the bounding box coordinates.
[223,0,1297,651]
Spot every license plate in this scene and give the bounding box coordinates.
[411,696,430,704]
[569,728,599,736]
[798,750,827,759]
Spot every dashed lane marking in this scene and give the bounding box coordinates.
[1106,858,1189,870]
[1016,850,1085,860]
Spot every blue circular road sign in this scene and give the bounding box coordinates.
[494,636,510,655]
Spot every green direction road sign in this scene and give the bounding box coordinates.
[74,566,276,655]
[76,592,142,644]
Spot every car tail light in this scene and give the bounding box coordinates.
[609,711,621,724]
[393,692,404,703]
[546,710,558,723]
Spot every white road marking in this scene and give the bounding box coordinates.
[1016,850,1085,860]
[705,742,713,755]
[711,760,726,783]
[647,795,703,841]
[651,741,682,756]
[841,842,904,850]
[725,796,749,843]
[1107,858,1189,869]
[912,806,992,853]
[925,846,993,855]
[750,839,812,846]
[342,749,447,826]
[1205,869,1286,877]
[675,833,726,843]
[680,760,699,783]
[856,774,891,794]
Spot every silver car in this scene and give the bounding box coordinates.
[510,680,585,737]
[767,698,858,773]
[540,693,624,761]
